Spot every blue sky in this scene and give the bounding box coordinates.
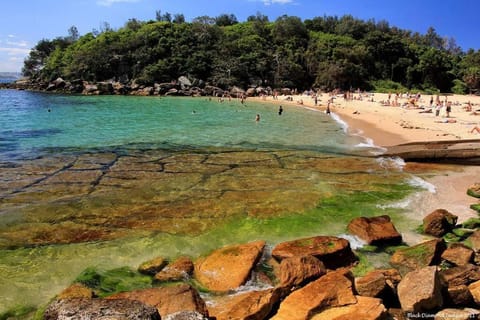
[0,0,478,72]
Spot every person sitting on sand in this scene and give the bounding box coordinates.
[435,119,457,123]
[470,126,480,134]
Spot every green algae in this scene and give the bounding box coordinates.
[74,266,152,297]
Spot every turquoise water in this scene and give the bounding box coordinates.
[0,90,419,313]
[0,90,372,160]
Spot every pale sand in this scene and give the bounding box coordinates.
[249,92,480,227]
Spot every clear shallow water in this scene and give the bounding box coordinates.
[0,90,424,313]
[0,90,373,160]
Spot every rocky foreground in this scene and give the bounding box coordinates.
[40,184,480,320]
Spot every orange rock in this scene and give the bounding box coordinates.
[347,215,402,245]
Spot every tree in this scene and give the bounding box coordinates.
[215,14,238,27]
[67,26,79,43]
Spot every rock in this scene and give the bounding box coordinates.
[440,264,480,287]
[207,287,286,320]
[44,298,160,320]
[279,255,326,288]
[230,86,245,98]
[468,280,480,305]
[441,243,474,266]
[423,209,458,237]
[178,76,192,88]
[194,240,265,292]
[154,256,194,282]
[83,83,99,95]
[435,308,480,320]
[467,183,480,198]
[310,296,387,320]
[271,269,357,320]
[138,256,168,275]
[107,284,208,317]
[57,283,94,299]
[347,215,402,245]
[355,270,388,298]
[97,81,114,94]
[271,236,357,269]
[467,230,480,252]
[390,238,446,275]
[445,285,474,306]
[164,311,208,320]
[246,87,256,97]
[397,266,444,313]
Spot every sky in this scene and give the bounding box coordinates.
[0,0,478,73]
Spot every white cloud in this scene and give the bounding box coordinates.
[261,0,294,5]
[6,40,28,47]
[0,47,31,56]
[96,0,141,6]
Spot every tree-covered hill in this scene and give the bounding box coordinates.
[22,12,480,94]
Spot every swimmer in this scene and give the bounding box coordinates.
[255,114,260,122]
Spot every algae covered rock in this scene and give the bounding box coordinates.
[423,209,458,237]
[390,239,446,276]
[467,183,480,198]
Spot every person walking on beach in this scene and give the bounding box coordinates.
[326,101,331,115]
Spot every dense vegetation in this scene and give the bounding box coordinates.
[22,12,480,94]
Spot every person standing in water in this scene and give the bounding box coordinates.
[255,114,260,122]
[278,105,283,115]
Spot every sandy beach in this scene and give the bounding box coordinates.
[251,92,480,226]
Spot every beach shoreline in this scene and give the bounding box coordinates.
[249,92,480,225]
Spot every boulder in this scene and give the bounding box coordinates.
[445,285,474,306]
[246,87,256,97]
[178,76,192,88]
[271,269,357,320]
[468,280,480,305]
[53,77,66,89]
[194,240,265,292]
[440,264,480,287]
[154,256,194,282]
[423,209,458,237]
[57,283,94,300]
[164,311,208,320]
[390,238,446,275]
[271,236,357,269]
[310,296,387,320]
[397,266,444,313]
[435,308,480,320]
[441,243,474,266]
[207,287,286,320]
[44,298,160,320]
[355,270,388,298]
[279,255,326,288]
[347,215,402,245]
[138,256,168,275]
[467,183,480,198]
[107,284,208,317]
[83,84,99,95]
[467,230,480,252]
[97,81,114,94]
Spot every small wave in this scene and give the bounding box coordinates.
[338,234,366,250]
[377,198,412,209]
[376,157,406,171]
[408,175,436,193]
[330,112,349,133]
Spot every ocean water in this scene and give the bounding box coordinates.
[0,89,429,313]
